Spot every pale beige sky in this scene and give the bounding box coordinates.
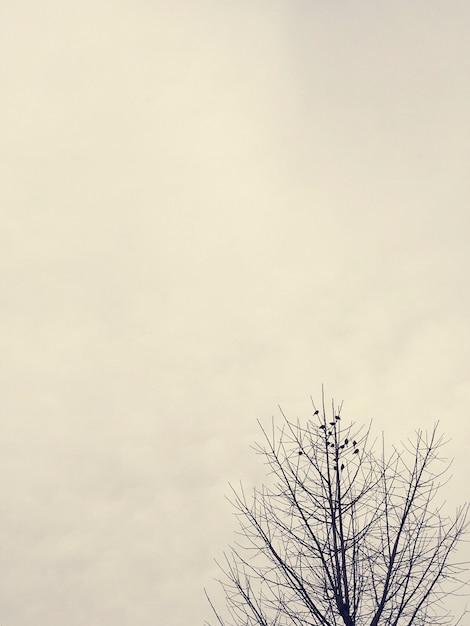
[1,2,469,625]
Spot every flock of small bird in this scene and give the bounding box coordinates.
[297,411,360,469]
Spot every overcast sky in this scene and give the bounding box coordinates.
[1,2,469,625]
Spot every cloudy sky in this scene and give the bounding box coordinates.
[1,1,469,624]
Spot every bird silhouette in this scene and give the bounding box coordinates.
[313,410,319,415]
[319,424,326,430]
[341,463,345,470]
[298,451,303,455]
[335,415,341,420]
[354,449,359,454]
[329,422,336,426]
[344,438,349,445]
[353,440,357,446]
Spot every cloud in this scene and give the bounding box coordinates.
[0,1,469,624]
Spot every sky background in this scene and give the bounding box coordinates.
[1,1,469,624]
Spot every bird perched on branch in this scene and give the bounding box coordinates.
[313,410,319,415]
[353,440,357,446]
[335,415,341,420]
[354,449,359,454]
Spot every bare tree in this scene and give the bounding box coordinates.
[205,398,469,626]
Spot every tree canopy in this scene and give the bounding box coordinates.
[206,400,469,626]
